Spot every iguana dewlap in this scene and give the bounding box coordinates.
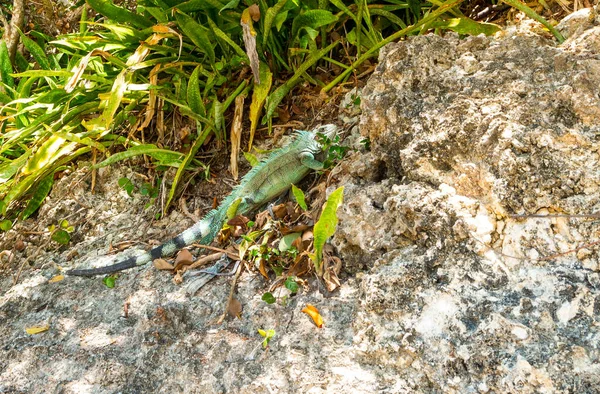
[67,124,339,276]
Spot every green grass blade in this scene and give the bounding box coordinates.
[501,0,564,42]
[291,10,338,40]
[92,145,185,169]
[263,0,289,45]
[323,0,465,93]
[175,12,216,64]
[21,174,54,220]
[86,0,153,29]
[164,125,212,212]
[328,0,357,21]
[207,17,248,60]
[19,32,51,70]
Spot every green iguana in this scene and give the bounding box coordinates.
[67,124,339,277]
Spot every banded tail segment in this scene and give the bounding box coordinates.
[66,210,223,277]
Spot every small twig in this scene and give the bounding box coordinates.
[191,243,239,260]
[539,239,600,262]
[185,252,223,271]
[179,198,200,223]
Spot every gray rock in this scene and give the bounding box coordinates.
[3,12,600,394]
[333,16,600,393]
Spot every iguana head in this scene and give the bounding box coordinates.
[314,124,339,141]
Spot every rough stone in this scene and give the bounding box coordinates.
[333,16,600,393]
[3,11,600,394]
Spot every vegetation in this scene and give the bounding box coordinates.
[0,0,514,226]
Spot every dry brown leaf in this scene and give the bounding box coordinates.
[230,94,245,180]
[287,254,310,277]
[241,6,260,84]
[291,234,304,253]
[48,275,64,283]
[301,230,314,250]
[323,256,342,292]
[228,298,243,318]
[228,215,250,227]
[258,257,270,279]
[254,209,271,228]
[153,258,174,271]
[175,249,193,265]
[281,224,311,235]
[173,271,184,284]
[272,203,288,219]
[302,304,323,328]
[278,107,291,123]
[248,4,260,21]
[25,325,49,335]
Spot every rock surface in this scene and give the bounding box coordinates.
[333,12,600,393]
[2,11,600,394]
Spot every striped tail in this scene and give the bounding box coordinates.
[67,210,224,277]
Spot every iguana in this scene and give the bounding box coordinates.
[67,124,339,277]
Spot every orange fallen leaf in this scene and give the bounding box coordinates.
[25,325,49,335]
[302,304,323,328]
[48,275,64,283]
[153,258,174,270]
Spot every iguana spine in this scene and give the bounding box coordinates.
[67,124,338,277]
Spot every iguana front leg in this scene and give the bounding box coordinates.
[299,152,325,170]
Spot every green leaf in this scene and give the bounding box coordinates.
[174,0,226,13]
[175,12,215,64]
[278,232,301,252]
[86,0,153,29]
[291,184,307,210]
[0,40,14,88]
[118,177,134,196]
[0,220,12,231]
[263,0,289,45]
[206,17,248,60]
[21,175,54,220]
[327,0,357,21]
[248,62,272,150]
[51,229,71,245]
[0,152,30,183]
[257,328,275,348]
[432,17,501,36]
[19,32,51,70]
[407,0,421,18]
[291,10,338,40]
[261,292,276,304]
[284,276,299,294]
[93,145,184,169]
[23,135,77,175]
[243,151,259,166]
[103,275,116,288]
[312,186,344,273]
[219,0,240,13]
[187,66,206,117]
[226,197,242,219]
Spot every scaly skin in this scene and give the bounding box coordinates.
[67,124,339,276]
